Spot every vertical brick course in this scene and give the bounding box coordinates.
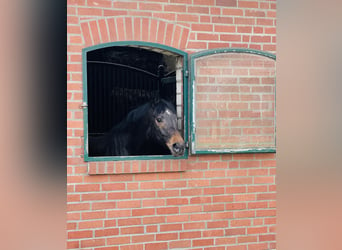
[67,0,276,249]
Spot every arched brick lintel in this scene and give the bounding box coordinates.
[80,16,190,50]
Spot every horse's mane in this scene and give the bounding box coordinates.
[109,101,151,132]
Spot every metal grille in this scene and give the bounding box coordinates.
[87,61,176,135]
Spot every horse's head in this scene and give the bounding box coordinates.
[150,99,185,157]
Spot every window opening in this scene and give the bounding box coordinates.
[84,44,187,160]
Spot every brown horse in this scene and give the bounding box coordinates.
[88,99,185,157]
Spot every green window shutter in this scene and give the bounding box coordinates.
[189,48,276,154]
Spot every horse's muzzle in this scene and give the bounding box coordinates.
[167,131,185,157]
[172,142,185,156]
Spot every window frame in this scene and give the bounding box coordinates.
[82,41,189,162]
[189,48,276,155]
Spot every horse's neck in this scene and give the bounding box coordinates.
[108,115,150,154]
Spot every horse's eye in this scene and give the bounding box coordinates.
[156,118,162,123]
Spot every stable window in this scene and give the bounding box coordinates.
[83,45,276,162]
[82,42,188,161]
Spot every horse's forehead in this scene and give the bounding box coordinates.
[165,109,172,115]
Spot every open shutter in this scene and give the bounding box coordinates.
[189,48,276,154]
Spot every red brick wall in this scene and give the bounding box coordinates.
[67,0,276,249]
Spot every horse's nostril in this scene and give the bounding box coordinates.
[172,143,184,153]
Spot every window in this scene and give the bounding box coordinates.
[82,42,188,161]
[83,45,276,162]
[190,48,276,154]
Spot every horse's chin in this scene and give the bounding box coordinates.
[170,151,182,157]
[168,146,185,157]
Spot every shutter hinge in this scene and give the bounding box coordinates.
[185,141,189,149]
[184,70,189,78]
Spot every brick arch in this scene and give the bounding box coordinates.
[80,16,190,50]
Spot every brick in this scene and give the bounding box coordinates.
[82,211,106,220]
[157,190,179,197]
[180,231,201,239]
[203,204,225,212]
[248,201,268,209]
[107,209,131,218]
[164,4,186,12]
[132,208,155,216]
[238,236,259,244]
[188,6,209,14]
[102,183,126,191]
[225,228,246,236]
[81,193,106,201]
[212,211,233,220]
[113,1,137,9]
[166,215,189,223]
[238,1,258,8]
[132,234,155,243]
[230,219,251,227]
[234,210,255,218]
[169,240,191,249]
[254,176,275,184]
[257,193,276,200]
[145,242,168,250]
[256,209,276,217]
[190,196,212,204]
[95,228,119,237]
[177,13,199,22]
[204,187,225,195]
[107,236,130,245]
[160,223,182,232]
[139,2,162,11]
[232,177,253,185]
[103,219,116,228]
[67,241,79,249]
[257,18,274,26]
[247,226,268,234]
[193,238,214,247]
[78,7,102,16]
[259,234,276,241]
[88,0,111,8]
[121,226,144,235]
[108,192,131,200]
[157,207,179,215]
[118,218,142,227]
[167,198,189,205]
[207,220,228,228]
[190,213,212,221]
[133,191,156,199]
[215,237,236,245]
[75,184,100,192]
[180,205,202,213]
[142,199,165,207]
[67,203,90,211]
[225,202,247,211]
[67,222,77,230]
[96,247,119,250]
[78,220,103,229]
[143,216,166,224]
[197,33,219,41]
[80,238,105,248]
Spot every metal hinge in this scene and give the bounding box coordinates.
[80,102,88,109]
[184,70,189,78]
[185,141,189,149]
